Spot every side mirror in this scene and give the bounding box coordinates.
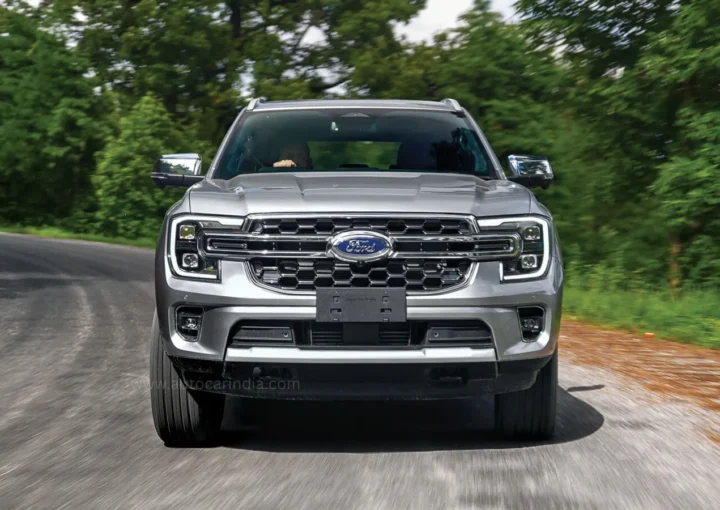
[506,155,554,189]
[151,153,205,188]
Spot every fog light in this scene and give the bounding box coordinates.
[182,253,199,269]
[518,306,544,341]
[521,317,542,333]
[179,224,196,240]
[181,317,199,331]
[520,254,538,270]
[522,225,541,241]
[177,308,203,339]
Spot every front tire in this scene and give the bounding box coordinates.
[495,348,558,440]
[150,314,225,446]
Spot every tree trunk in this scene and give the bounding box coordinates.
[668,234,682,298]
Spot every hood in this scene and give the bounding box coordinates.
[188,171,532,218]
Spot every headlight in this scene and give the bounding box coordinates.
[169,215,245,281]
[475,216,551,281]
[178,224,196,241]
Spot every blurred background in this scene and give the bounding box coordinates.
[1,0,718,348]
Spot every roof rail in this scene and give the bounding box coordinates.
[246,97,267,111]
[441,98,462,111]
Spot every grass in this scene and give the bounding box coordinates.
[564,284,720,349]
[2,225,718,349]
[0,225,156,249]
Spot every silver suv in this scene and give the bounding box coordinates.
[149,98,562,446]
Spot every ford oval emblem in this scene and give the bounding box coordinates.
[329,230,393,262]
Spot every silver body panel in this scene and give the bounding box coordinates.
[188,172,533,217]
[224,346,498,363]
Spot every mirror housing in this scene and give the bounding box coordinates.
[506,155,554,189]
[151,153,205,188]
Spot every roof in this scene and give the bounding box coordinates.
[247,98,462,112]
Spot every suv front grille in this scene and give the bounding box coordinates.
[250,258,471,291]
[200,215,519,293]
[247,217,474,236]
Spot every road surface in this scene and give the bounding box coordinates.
[0,233,718,509]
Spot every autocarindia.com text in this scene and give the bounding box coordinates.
[125,377,300,392]
[186,378,301,392]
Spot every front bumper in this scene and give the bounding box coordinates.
[155,245,563,365]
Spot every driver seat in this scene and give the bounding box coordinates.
[392,142,436,170]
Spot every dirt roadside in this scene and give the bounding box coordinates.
[560,320,720,441]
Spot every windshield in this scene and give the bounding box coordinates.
[210,108,498,180]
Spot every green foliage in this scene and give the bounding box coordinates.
[250,0,426,97]
[653,109,720,287]
[0,4,109,224]
[564,284,720,350]
[516,0,677,77]
[93,94,187,238]
[515,0,720,290]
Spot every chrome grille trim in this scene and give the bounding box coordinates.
[199,232,328,259]
[199,231,521,260]
[392,234,520,259]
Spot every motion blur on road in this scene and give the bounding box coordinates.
[1,233,718,509]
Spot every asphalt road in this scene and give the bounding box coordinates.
[1,233,718,509]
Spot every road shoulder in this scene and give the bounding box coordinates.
[561,320,720,444]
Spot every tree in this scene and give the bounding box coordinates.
[645,0,720,289]
[515,0,720,290]
[516,0,678,78]
[2,0,718,296]
[46,0,427,142]
[353,1,564,158]
[0,2,109,225]
[93,94,188,239]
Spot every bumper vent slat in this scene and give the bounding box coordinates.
[425,323,493,346]
[231,323,295,346]
[228,321,493,348]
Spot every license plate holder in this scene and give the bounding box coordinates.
[316,288,407,323]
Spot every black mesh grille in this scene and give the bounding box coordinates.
[309,323,412,347]
[250,258,472,291]
[247,217,473,236]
